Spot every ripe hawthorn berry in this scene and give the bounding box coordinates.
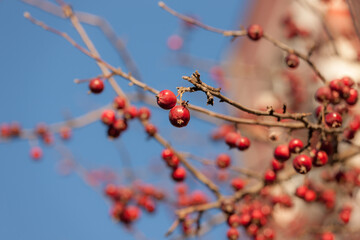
[169,105,190,128]
[30,146,43,160]
[271,158,284,171]
[161,149,174,160]
[216,153,231,168]
[121,205,141,223]
[138,107,151,121]
[236,136,250,150]
[274,144,291,162]
[285,53,299,68]
[145,123,157,136]
[295,185,308,198]
[321,232,335,240]
[247,24,263,41]
[89,78,104,94]
[315,86,332,103]
[101,110,116,125]
[113,119,128,132]
[311,150,328,167]
[264,169,276,183]
[157,90,177,109]
[107,125,121,138]
[304,189,316,202]
[293,154,312,174]
[113,96,127,109]
[10,122,21,137]
[226,227,240,240]
[325,112,342,128]
[346,88,358,105]
[288,138,304,153]
[231,178,245,191]
[166,155,180,169]
[341,76,355,87]
[172,167,186,182]
[124,106,138,120]
[225,132,240,148]
[227,214,241,227]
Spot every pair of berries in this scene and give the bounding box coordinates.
[157,90,190,128]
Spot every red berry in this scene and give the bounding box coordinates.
[169,105,190,128]
[264,169,277,183]
[161,149,174,160]
[295,185,308,198]
[271,158,284,171]
[227,227,240,240]
[172,167,186,182]
[101,110,116,125]
[227,214,241,227]
[247,223,259,236]
[321,232,335,240]
[30,146,42,160]
[124,106,138,120]
[138,107,151,121]
[339,209,351,224]
[315,86,331,103]
[121,205,141,223]
[59,126,71,140]
[285,53,299,68]
[247,24,263,41]
[288,138,304,153]
[274,144,291,162]
[113,119,128,131]
[325,112,342,128]
[236,136,250,150]
[293,154,312,174]
[145,123,157,136]
[345,88,358,105]
[157,90,177,110]
[107,125,121,138]
[113,96,127,109]
[0,124,10,138]
[239,213,251,226]
[35,123,48,136]
[89,78,104,94]
[341,76,355,87]
[104,184,119,199]
[190,190,207,205]
[329,79,342,91]
[225,132,240,148]
[110,202,124,220]
[304,189,316,202]
[311,150,328,167]
[263,227,275,239]
[10,122,21,137]
[216,154,231,168]
[166,155,180,169]
[231,178,245,191]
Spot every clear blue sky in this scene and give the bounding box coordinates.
[0,1,248,239]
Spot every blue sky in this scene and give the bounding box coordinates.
[0,1,248,239]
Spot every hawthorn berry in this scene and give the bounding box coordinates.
[341,76,355,87]
[225,132,240,148]
[247,24,263,41]
[113,96,127,109]
[345,88,358,105]
[227,214,241,227]
[321,232,335,240]
[325,112,342,128]
[263,227,275,239]
[274,144,291,162]
[264,169,277,183]
[138,107,151,121]
[227,227,240,240]
[101,110,116,125]
[304,189,316,202]
[113,119,128,131]
[10,122,21,137]
[166,155,180,169]
[124,106,138,120]
[285,53,299,68]
[157,90,177,109]
[271,158,284,171]
[216,154,231,168]
[239,213,251,226]
[288,138,304,153]
[172,167,186,182]
[89,78,104,94]
[315,86,332,103]
[311,150,328,167]
[295,185,308,198]
[30,146,43,160]
[145,123,157,136]
[236,136,250,150]
[107,125,121,138]
[59,126,71,140]
[121,205,141,223]
[169,105,190,127]
[161,149,174,160]
[293,154,312,174]
[329,79,342,91]
[231,178,245,191]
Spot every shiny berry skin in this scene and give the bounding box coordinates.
[293,154,312,174]
[157,90,177,109]
[341,76,355,87]
[231,178,245,191]
[172,167,186,182]
[169,105,190,128]
[101,110,116,125]
[304,189,316,202]
[325,112,342,128]
[271,158,284,171]
[285,53,299,68]
[311,150,328,167]
[329,79,342,91]
[288,138,304,153]
[315,86,331,103]
[227,227,240,240]
[264,169,276,183]
[89,78,104,94]
[138,107,151,121]
[113,96,127,109]
[236,136,250,150]
[113,119,128,131]
[295,185,308,198]
[216,154,231,168]
[161,149,174,160]
[145,123,157,136]
[247,24,263,41]
[345,88,358,105]
[321,232,335,240]
[30,146,42,160]
[225,132,240,148]
[124,106,138,120]
[274,144,291,162]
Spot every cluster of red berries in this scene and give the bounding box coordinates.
[104,182,164,224]
[161,148,187,182]
[224,132,251,151]
[175,184,208,207]
[0,122,21,139]
[157,90,190,128]
[223,197,275,240]
[101,96,157,138]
